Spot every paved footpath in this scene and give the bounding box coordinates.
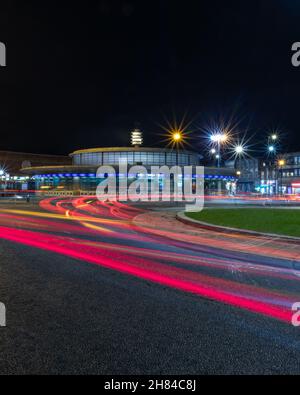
[134,211,300,268]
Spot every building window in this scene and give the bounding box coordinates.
[134,153,141,163]
[166,153,176,165]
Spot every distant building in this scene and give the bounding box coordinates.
[259,152,300,195]
[278,152,300,194]
[225,158,260,193]
[260,159,277,195]
[0,151,71,190]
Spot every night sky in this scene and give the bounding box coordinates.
[0,0,300,155]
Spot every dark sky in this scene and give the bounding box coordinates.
[0,0,300,155]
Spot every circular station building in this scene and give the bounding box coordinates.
[21,146,237,195]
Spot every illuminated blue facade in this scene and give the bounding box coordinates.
[21,147,237,193]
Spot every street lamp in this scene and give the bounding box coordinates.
[235,145,244,155]
[233,145,245,194]
[210,133,228,168]
[171,131,183,165]
[210,133,228,144]
[172,132,182,142]
[278,159,286,196]
[266,142,278,195]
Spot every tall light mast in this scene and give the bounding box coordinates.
[131,128,143,147]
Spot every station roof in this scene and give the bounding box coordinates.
[70,147,202,157]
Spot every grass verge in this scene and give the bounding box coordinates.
[186,209,300,238]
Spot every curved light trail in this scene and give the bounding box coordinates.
[0,196,299,325]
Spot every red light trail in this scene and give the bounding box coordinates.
[0,196,299,325]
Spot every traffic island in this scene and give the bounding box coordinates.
[177,209,300,242]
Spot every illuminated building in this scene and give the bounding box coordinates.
[274,152,300,194]
[225,158,260,193]
[21,146,237,195]
[0,151,70,191]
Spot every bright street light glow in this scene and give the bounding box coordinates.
[210,133,228,143]
[278,160,286,167]
[235,145,244,154]
[159,114,192,150]
[228,136,252,161]
[172,132,182,142]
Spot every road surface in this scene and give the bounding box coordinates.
[0,197,299,375]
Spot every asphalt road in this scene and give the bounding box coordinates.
[0,198,299,375]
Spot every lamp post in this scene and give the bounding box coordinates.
[172,132,182,165]
[267,145,276,196]
[266,133,279,196]
[234,145,245,194]
[210,133,228,168]
[278,159,286,196]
